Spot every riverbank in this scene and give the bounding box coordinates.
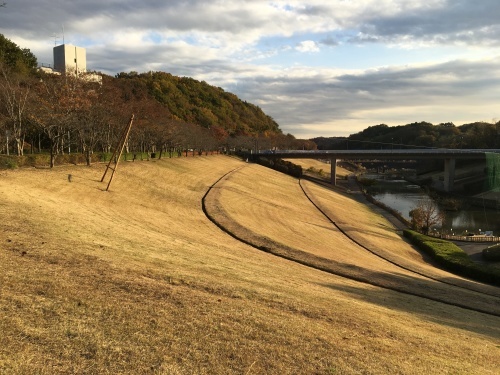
[337,173,497,263]
[408,163,500,209]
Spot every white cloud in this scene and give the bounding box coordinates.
[296,40,320,53]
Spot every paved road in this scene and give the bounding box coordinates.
[451,241,491,262]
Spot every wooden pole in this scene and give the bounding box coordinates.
[101,114,134,191]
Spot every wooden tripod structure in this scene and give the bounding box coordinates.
[101,114,135,191]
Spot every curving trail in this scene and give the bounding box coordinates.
[299,178,500,296]
[203,164,500,317]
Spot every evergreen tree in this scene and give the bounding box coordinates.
[0,34,37,75]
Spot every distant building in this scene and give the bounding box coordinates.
[39,43,102,84]
[53,44,86,75]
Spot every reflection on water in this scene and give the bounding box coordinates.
[365,174,500,235]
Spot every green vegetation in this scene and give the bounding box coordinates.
[483,244,500,262]
[306,166,326,177]
[0,155,17,169]
[0,33,37,75]
[255,157,302,178]
[348,121,500,149]
[312,121,500,150]
[116,71,281,136]
[485,152,500,190]
[403,230,500,286]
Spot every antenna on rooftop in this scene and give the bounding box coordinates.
[62,25,65,45]
[51,33,60,46]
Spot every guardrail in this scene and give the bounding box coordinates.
[431,234,500,243]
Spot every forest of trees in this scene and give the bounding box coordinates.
[2,33,499,169]
[313,121,500,150]
[116,71,282,136]
[0,34,314,167]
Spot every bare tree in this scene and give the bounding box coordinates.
[0,64,32,155]
[73,88,111,165]
[228,135,255,153]
[31,74,87,167]
[409,198,444,234]
[97,83,127,154]
[154,119,180,159]
[177,122,199,157]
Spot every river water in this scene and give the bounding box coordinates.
[364,174,500,236]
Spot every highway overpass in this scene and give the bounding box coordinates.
[256,149,500,192]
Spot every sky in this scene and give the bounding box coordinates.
[1,0,500,139]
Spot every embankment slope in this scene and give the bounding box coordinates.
[0,156,499,374]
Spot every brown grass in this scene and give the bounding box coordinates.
[205,163,500,312]
[1,156,499,374]
[286,158,352,179]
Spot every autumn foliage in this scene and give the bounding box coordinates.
[0,34,316,166]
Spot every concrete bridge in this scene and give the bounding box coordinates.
[257,149,500,192]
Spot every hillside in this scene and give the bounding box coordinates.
[1,33,293,165]
[1,156,499,374]
[115,71,281,136]
[312,121,500,150]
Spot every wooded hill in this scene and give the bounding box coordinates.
[0,33,37,75]
[115,71,281,137]
[2,34,499,164]
[0,34,281,139]
[313,121,500,150]
[1,34,318,166]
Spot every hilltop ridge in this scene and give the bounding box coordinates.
[115,71,281,136]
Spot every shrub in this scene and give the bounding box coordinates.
[5,158,18,169]
[483,244,500,262]
[21,154,51,167]
[0,153,114,169]
[357,177,377,186]
[306,166,328,178]
[403,229,500,286]
[256,157,302,178]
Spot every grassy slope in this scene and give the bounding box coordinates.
[207,163,500,311]
[0,156,499,374]
[287,158,352,179]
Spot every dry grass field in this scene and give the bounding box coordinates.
[287,158,352,180]
[206,164,500,308]
[1,155,499,374]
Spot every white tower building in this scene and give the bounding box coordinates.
[53,44,86,75]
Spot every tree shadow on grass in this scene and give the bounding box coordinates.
[206,196,500,318]
[319,274,500,340]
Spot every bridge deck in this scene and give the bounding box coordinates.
[259,149,500,160]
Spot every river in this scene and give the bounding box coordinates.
[364,174,500,236]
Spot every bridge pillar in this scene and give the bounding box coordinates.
[330,158,337,186]
[444,158,455,192]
